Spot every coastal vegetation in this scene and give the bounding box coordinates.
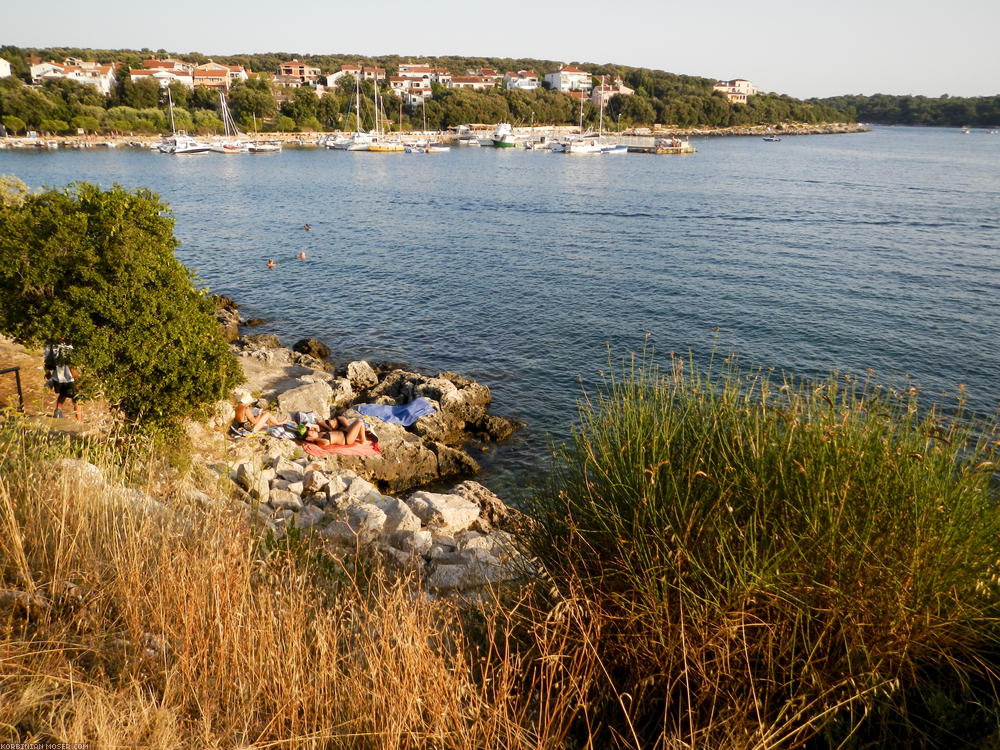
[810,93,1000,127]
[3,335,999,745]
[0,179,242,426]
[0,44,851,134]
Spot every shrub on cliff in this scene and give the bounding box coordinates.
[528,352,1000,747]
[0,180,243,424]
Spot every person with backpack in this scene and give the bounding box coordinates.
[43,338,81,421]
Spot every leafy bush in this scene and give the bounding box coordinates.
[0,181,243,425]
[527,352,1000,747]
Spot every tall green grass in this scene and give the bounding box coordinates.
[527,351,1000,748]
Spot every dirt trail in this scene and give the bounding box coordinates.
[0,336,112,432]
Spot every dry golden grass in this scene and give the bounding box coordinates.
[0,420,596,749]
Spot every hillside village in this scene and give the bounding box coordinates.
[0,46,855,137]
[3,52,758,109]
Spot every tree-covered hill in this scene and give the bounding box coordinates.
[0,44,852,133]
[810,93,1000,127]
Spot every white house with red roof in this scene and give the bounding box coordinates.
[191,61,248,90]
[544,65,592,92]
[30,58,119,95]
[449,75,491,91]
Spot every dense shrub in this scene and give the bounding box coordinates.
[528,352,1000,747]
[0,181,243,425]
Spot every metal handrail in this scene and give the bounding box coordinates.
[0,366,24,411]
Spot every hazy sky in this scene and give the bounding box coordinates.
[3,0,997,98]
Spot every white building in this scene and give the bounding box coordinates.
[128,67,194,89]
[0,58,11,78]
[30,59,118,95]
[504,70,538,91]
[544,65,592,93]
[449,75,491,91]
[713,79,757,103]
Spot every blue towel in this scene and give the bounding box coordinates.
[355,397,437,427]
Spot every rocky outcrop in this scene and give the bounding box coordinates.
[230,455,530,595]
[228,339,520,493]
[293,338,330,360]
[214,296,242,343]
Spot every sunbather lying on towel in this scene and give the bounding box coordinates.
[234,394,284,433]
[302,416,369,447]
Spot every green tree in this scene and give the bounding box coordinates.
[70,114,100,133]
[274,114,295,132]
[2,115,25,135]
[0,183,243,425]
[38,118,70,134]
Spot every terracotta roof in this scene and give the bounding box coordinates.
[560,66,587,74]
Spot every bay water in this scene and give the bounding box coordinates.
[3,126,999,496]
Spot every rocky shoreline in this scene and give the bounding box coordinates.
[207,300,530,596]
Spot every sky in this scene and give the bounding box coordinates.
[3,0,997,99]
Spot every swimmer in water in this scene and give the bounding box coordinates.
[303,223,310,230]
[298,251,306,260]
[267,258,276,269]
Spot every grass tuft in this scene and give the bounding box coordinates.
[527,350,1000,748]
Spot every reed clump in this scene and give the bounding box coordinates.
[527,353,1000,748]
[0,415,586,748]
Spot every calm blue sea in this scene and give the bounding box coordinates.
[3,126,999,495]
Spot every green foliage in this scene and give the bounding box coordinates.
[2,114,25,135]
[0,175,31,207]
[811,93,1000,127]
[274,114,295,132]
[0,182,243,425]
[38,118,70,134]
[0,46,855,132]
[528,352,1000,747]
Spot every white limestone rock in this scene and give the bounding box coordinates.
[276,380,334,420]
[53,458,105,489]
[269,489,303,511]
[294,505,326,529]
[303,470,329,494]
[405,491,480,533]
[376,497,423,535]
[346,360,378,391]
[392,529,433,556]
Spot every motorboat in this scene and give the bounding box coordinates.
[158,132,213,154]
[248,141,282,153]
[762,135,781,142]
[565,136,603,154]
[491,122,517,148]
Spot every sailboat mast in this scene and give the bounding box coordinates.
[598,75,604,139]
[167,86,176,133]
[355,74,362,132]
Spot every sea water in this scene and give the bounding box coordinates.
[3,126,999,496]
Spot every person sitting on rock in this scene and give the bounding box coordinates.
[302,415,369,446]
[234,393,284,433]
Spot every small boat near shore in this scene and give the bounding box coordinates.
[762,135,782,142]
